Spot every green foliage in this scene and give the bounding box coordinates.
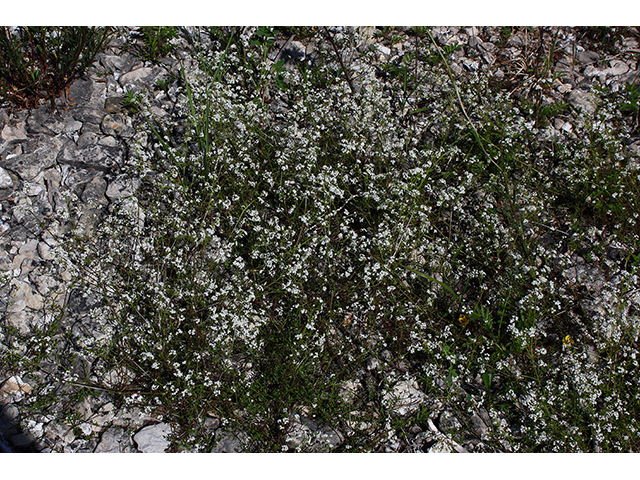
[620,82,640,115]
[0,26,112,109]
[619,82,640,131]
[132,26,179,62]
[7,26,640,453]
[122,90,143,114]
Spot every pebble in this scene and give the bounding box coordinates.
[104,96,125,114]
[133,423,172,453]
[118,67,153,87]
[1,121,28,143]
[95,427,134,453]
[0,167,13,188]
[383,379,425,417]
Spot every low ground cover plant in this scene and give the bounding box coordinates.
[4,26,640,452]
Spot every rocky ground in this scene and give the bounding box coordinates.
[1,26,639,453]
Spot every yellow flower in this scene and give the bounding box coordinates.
[563,335,575,347]
[459,314,469,326]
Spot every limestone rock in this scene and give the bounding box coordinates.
[608,59,630,76]
[81,174,109,205]
[339,379,361,403]
[119,67,155,87]
[105,176,140,201]
[26,107,62,135]
[567,88,597,114]
[105,96,125,114]
[0,376,33,403]
[72,108,106,126]
[211,431,244,453]
[1,121,27,144]
[10,433,34,449]
[67,77,94,106]
[429,440,455,452]
[95,427,134,453]
[284,413,344,452]
[383,379,425,416]
[99,54,134,73]
[45,421,76,446]
[37,241,56,261]
[101,113,134,137]
[57,141,124,173]
[77,131,100,148]
[133,422,172,452]
[62,119,83,134]
[3,137,63,181]
[0,167,13,189]
[0,404,20,440]
[5,311,31,335]
[9,281,44,311]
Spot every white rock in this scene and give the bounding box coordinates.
[461,58,480,71]
[0,375,33,400]
[561,122,573,133]
[0,248,11,271]
[31,313,55,329]
[46,421,76,445]
[119,67,154,86]
[567,89,597,114]
[465,27,479,38]
[339,380,360,403]
[7,291,27,313]
[357,26,377,46]
[134,423,172,452]
[106,176,140,201]
[0,167,13,189]
[12,252,35,272]
[94,429,123,453]
[24,182,44,196]
[383,379,425,416]
[1,121,27,143]
[376,44,391,57]
[37,241,56,261]
[211,431,244,452]
[583,65,604,77]
[92,409,116,428]
[104,367,135,389]
[79,422,93,436]
[115,197,145,230]
[556,82,572,94]
[101,114,132,137]
[98,136,120,147]
[285,413,344,452]
[18,239,39,254]
[10,281,43,311]
[6,311,30,334]
[607,59,629,76]
[284,414,311,449]
[63,119,83,134]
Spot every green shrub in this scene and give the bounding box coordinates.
[0,26,112,109]
[8,27,640,452]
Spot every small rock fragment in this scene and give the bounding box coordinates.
[105,96,125,114]
[1,121,28,143]
[383,379,425,416]
[133,423,172,453]
[0,167,14,189]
